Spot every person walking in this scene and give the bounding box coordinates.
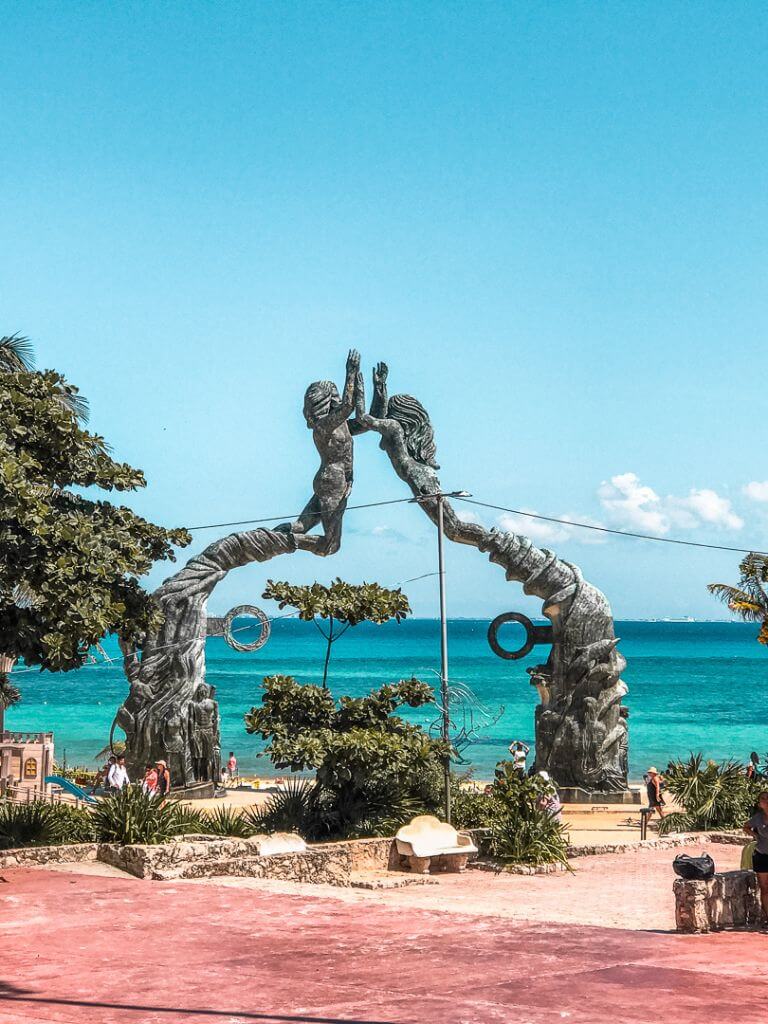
[745,789,768,929]
[155,760,170,799]
[107,754,130,792]
[226,751,238,782]
[645,766,665,823]
[142,763,158,795]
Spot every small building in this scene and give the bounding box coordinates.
[0,731,54,798]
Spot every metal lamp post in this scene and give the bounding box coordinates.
[413,490,471,823]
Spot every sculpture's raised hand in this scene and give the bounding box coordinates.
[346,348,361,375]
[373,361,388,390]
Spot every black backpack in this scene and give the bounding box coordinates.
[672,853,715,881]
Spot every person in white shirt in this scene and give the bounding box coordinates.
[107,755,130,791]
[509,740,530,776]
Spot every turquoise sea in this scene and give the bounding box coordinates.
[7,620,768,781]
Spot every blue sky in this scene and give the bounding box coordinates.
[2,2,767,619]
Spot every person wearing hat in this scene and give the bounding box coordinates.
[537,771,563,822]
[645,767,665,822]
[155,759,170,799]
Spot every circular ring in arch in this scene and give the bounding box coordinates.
[223,605,272,653]
[487,612,537,661]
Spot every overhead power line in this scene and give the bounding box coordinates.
[185,496,413,532]
[457,497,768,556]
[182,490,767,556]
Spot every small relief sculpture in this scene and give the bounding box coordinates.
[188,682,220,782]
[163,709,188,788]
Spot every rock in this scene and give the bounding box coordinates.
[674,869,761,932]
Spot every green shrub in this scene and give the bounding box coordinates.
[658,754,761,834]
[50,803,96,843]
[244,676,447,839]
[0,801,61,849]
[489,807,569,866]
[199,805,255,838]
[485,762,570,867]
[91,786,203,845]
[244,779,318,837]
[452,787,501,830]
[0,801,94,848]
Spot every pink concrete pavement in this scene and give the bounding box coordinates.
[1,863,764,1024]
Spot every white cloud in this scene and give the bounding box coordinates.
[560,513,609,545]
[370,525,410,543]
[668,489,743,531]
[598,472,743,534]
[456,509,483,525]
[496,508,608,547]
[598,472,668,534]
[744,481,768,503]
[498,510,571,544]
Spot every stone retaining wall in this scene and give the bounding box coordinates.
[568,831,749,858]
[674,870,762,933]
[0,842,98,869]
[99,834,397,883]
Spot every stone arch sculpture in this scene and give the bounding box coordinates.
[117,353,628,795]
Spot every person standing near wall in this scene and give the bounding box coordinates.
[745,789,768,929]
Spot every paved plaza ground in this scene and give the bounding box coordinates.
[2,839,761,1024]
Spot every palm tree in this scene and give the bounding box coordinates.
[0,332,88,421]
[708,553,768,644]
[0,673,21,734]
[0,333,34,371]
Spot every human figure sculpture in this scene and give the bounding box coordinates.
[188,683,220,782]
[163,709,188,788]
[116,353,628,796]
[355,360,629,793]
[277,349,360,554]
[353,363,485,544]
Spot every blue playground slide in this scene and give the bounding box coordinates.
[44,775,98,804]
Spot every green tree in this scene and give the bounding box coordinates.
[0,675,20,733]
[708,553,768,644]
[244,674,448,838]
[263,578,410,688]
[0,336,190,676]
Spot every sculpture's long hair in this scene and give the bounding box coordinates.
[303,381,338,424]
[387,393,439,469]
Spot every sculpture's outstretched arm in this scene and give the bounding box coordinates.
[351,363,389,433]
[371,361,388,418]
[322,348,359,430]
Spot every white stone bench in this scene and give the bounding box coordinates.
[395,815,478,874]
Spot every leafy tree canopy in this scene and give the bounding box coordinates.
[263,578,410,626]
[262,578,411,687]
[244,674,446,837]
[708,553,768,644]
[0,346,190,674]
